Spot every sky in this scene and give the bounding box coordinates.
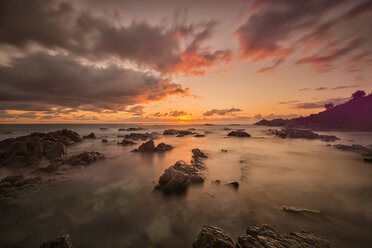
[0,0,371,124]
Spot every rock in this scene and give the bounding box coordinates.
[124,132,158,141]
[364,158,372,163]
[212,180,221,185]
[0,175,42,197]
[99,127,108,131]
[334,144,372,156]
[237,225,336,248]
[271,128,339,142]
[223,181,239,189]
[118,128,126,131]
[224,127,231,131]
[163,129,194,136]
[0,129,81,168]
[45,142,67,160]
[83,132,96,139]
[194,134,205,137]
[281,206,321,218]
[239,160,246,163]
[227,131,251,137]
[2,131,12,134]
[65,151,105,166]
[102,139,108,143]
[117,139,136,145]
[193,225,235,248]
[205,131,212,134]
[154,161,204,194]
[40,234,74,248]
[32,164,59,175]
[188,128,196,131]
[221,149,227,152]
[191,148,208,169]
[1,175,24,184]
[132,140,173,152]
[117,135,124,138]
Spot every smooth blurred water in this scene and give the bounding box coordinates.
[0,124,372,248]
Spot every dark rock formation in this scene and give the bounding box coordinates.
[227,131,251,137]
[223,181,239,189]
[119,127,144,131]
[117,135,124,138]
[364,158,372,163]
[117,139,136,145]
[32,164,59,175]
[191,148,208,169]
[101,139,108,143]
[0,129,81,167]
[163,129,194,136]
[124,132,158,141]
[0,174,42,198]
[118,128,126,131]
[193,225,235,248]
[194,134,205,137]
[99,127,108,131]
[334,144,372,156]
[224,127,232,131]
[154,160,204,194]
[281,206,322,219]
[221,149,227,152]
[65,151,105,166]
[237,225,336,248]
[254,92,372,131]
[270,128,339,142]
[83,132,96,139]
[40,234,74,248]
[132,140,173,152]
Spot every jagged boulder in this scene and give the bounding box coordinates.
[227,131,251,137]
[65,151,105,166]
[40,234,74,248]
[132,140,173,152]
[193,225,235,248]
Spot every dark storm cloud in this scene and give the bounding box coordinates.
[203,108,241,116]
[235,0,372,73]
[0,0,231,76]
[0,53,188,114]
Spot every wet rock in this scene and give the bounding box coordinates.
[191,148,208,169]
[117,135,124,138]
[45,142,67,160]
[40,234,74,248]
[83,132,96,139]
[65,151,105,166]
[1,175,24,184]
[188,128,196,131]
[364,158,372,163]
[193,225,235,248]
[221,149,227,152]
[99,127,108,131]
[124,132,158,141]
[117,139,136,145]
[118,128,126,131]
[0,175,42,197]
[271,128,339,142]
[101,139,108,143]
[223,181,239,189]
[227,131,251,137]
[212,180,221,185]
[237,225,336,248]
[132,140,173,152]
[154,160,204,195]
[239,160,246,163]
[224,127,232,131]
[0,129,81,168]
[281,206,321,218]
[194,134,205,137]
[334,144,372,156]
[32,164,59,175]
[163,129,194,136]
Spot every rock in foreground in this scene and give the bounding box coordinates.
[237,225,336,248]
[227,131,251,137]
[65,151,105,166]
[132,140,173,152]
[270,128,339,142]
[40,234,74,248]
[193,225,235,248]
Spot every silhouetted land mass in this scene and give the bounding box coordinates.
[255,91,372,131]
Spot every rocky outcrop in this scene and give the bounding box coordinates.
[99,127,108,131]
[227,131,251,137]
[65,151,105,166]
[237,225,336,248]
[40,234,74,248]
[333,144,372,156]
[193,225,235,248]
[163,129,194,136]
[124,132,158,141]
[270,128,339,142]
[83,132,96,139]
[132,140,173,152]
[117,139,136,145]
[0,129,81,168]
[191,148,208,169]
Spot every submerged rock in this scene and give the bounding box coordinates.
[281,206,322,219]
[99,127,108,131]
[117,139,136,145]
[124,132,158,141]
[83,132,96,139]
[193,225,235,248]
[0,129,81,168]
[227,131,251,137]
[65,151,105,166]
[40,234,74,248]
[194,134,205,137]
[132,140,173,152]
[237,225,336,248]
[334,144,372,156]
[163,129,194,136]
[271,128,339,142]
[101,139,108,143]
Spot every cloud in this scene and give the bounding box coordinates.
[314,87,327,91]
[331,85,359,90]
[294,97,350,109]
[254,113,301,120]
[0,0,231,76]
[125,105,144,116]
[149,110,187,118]
[0,52,189,115]
[298,88,311,91]
[169,110,188,117]
[235,0,372,73]
[203,108,241,116]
